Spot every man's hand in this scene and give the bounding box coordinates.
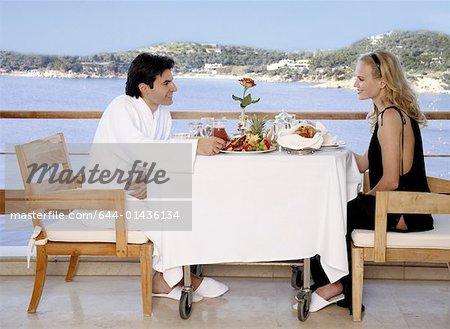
[197,137,226,155]
[125,180,147,200]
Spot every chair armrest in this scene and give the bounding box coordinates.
[25,189,124,210]
[427,176,450,194]
[386,191,450,214]
[25,188,128,257]
[373,191,450,262]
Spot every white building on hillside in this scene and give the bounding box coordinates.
[266,59,310,71]
[201,44,222,53]
[204,63,223,73]
[368,31,393,45]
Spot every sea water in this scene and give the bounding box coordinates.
[1,75,448,176]
[0,76,448,247]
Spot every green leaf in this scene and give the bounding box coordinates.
[241,94,252,107]
[232,95,242,101]
[251,98,260,104]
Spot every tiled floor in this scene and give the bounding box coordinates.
[0,276,448,329]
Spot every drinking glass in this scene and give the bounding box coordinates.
[237,113,249,133]
[200,117,214,137]
[212,118,229,141]
[188,122,203,138]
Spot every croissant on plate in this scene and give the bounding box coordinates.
[294,125,317,138]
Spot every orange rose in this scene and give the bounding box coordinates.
[232,77,261,132]
[239,78,256,89]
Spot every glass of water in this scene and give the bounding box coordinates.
[188,122,203,138]
[200,117,214,137]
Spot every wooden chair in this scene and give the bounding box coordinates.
[351,173,450,321]
[15,133,154,316]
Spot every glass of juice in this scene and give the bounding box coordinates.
[212,118,229,141]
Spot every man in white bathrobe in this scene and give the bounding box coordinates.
[92,53,229,301]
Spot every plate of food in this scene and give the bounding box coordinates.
[277,123,323,150]
[220,147,276,154]
[220,116,274,154]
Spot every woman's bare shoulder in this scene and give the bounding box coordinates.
[377,111,404,140]
[378,108,404,126]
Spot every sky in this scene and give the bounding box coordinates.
[0,0,449,55]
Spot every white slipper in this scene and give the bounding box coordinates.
[153,285,203,302]
[292,292,344,312]
[195,277,229,298]
[309,292,345,312]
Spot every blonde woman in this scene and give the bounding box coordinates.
[307,50,433,313]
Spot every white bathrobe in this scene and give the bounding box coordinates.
[92,95,194,287]
[93,95,172,143]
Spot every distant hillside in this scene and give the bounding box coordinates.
[1,31,449,89]
[307,31,450,81]
[0,43,289,77]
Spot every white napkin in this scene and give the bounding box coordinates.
[315,122,337,146]
[277,123,324,150]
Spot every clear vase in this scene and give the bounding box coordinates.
[237,109,248,134]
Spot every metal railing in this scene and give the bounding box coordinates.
[1,110,449,120]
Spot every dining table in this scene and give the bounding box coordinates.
[158,147,361,285]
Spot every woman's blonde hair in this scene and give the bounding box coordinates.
[360,50,427,129]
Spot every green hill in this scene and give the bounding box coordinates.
[307,31,449,80]
[1,31,449,87]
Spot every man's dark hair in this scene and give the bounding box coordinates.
[125,53,175,98]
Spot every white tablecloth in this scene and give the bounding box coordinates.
[159,149,361,283]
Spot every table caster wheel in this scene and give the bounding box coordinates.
[296,289,311,322]
[179,290,193,319]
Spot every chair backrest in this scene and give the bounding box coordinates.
[372,176,450,263]
[15,133,80,195]
[15,134,128,253]
[427,176,450,194]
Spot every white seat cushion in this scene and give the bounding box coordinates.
[45,217,149,244]
[352,215,450,249]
